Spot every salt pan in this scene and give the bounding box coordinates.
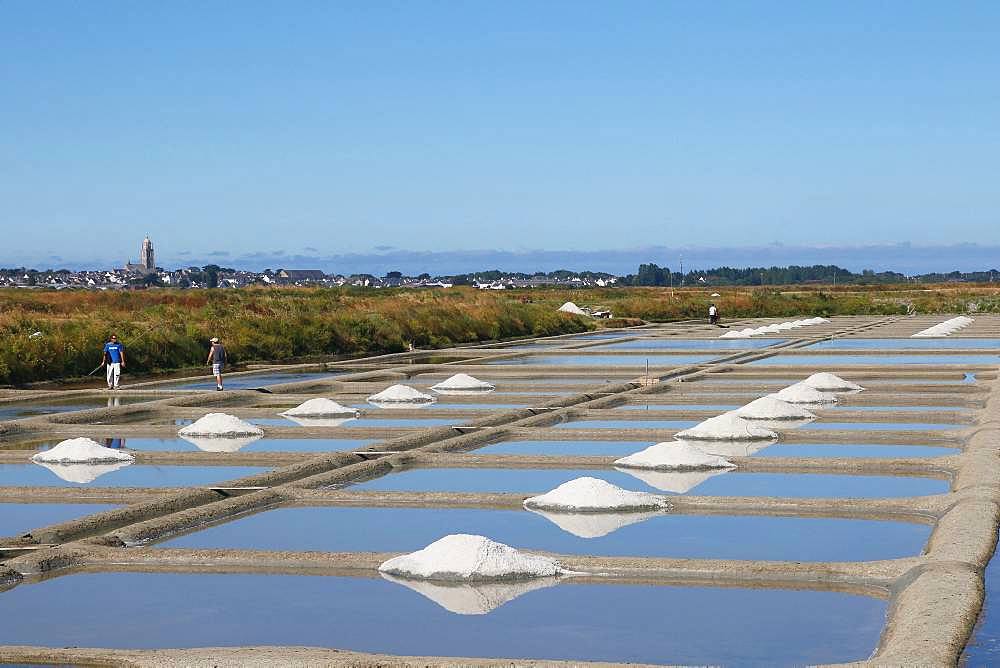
[32,438,134,464]
[613,440,736,470]
[378,534,571,581]
[771,383,838,404]
[178,413,263,437]
[522,476,669,512]
[367,384,435,404]
[735,396,817,420]
[675,412,777,441]
[279,398,358,418]
[431,374,495,392]
[801,372,865,392]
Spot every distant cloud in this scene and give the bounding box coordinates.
[303,246,319,252]
[177,251,191,256]
[374,245,395,252]
[207,250,230,257]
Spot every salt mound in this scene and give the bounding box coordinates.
[615,467,730,494]
[279,398,358,417]
[912,316,974,338]
[772,383,838,404]
[557,301,588,316]
[367,384,435,404]
[431,374,495,392]
[378,534,569,581]
[32,438,134,464]
[801,372,865,392]
[178,413,263,437]
[380,572,560,615]
[675,412,777,441]
[282,416,358,427]
[179,434,263,453]
[526,508,661,538]
[613,440,735,470]
[34,460,132,484]
[735,396,817,420]
[522,477,669,512]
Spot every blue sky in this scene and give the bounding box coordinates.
[1,2,999,270]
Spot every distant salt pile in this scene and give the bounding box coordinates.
[431,374,495,393]
[32,438,134,464]
[178,413,263,437]
[379,534,572,581]
[772,383,839,404]
[735,396,817,420]
[527,508,661,538]
[380,573,560,615]
[912,316,974,338]
[614,440,735,470]
[279,398,358,418]
[719,317,829,338]
[367,384,435,404]
[615,467,731,494]
[801,372,864,392]
[179,434,263,453]
[676,412,777,441]
[523,477,669,512]
[557,301,589,316]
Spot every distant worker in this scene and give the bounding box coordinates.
[206,337,227,391]
[101,334,126,390]
[708,303,719,325]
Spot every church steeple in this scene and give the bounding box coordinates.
[140,236,155,272]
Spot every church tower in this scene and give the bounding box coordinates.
[140,236,155,272]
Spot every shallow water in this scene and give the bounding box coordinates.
[615,403,966,414]
[963,542,1000,664]
[0,572,886,665]
[590,338,786,350]
[0,464,270,487]
[348,467,950,498]
[0,503,117,536]
[0,396,150,421]
[487,354,719,367]
[554,419,697,430]
[165,371,338,390]
[475,440,657,456]
[163,506,930,562]
[807,422,957,431]
[753,444,958,458]
[807,338,1000,350]
[353,403,529,411]
[750,354,999,366]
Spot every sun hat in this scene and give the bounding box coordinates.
[210,337,219,343]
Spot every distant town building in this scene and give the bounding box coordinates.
[124,236,156,275]
[276,269,327,283]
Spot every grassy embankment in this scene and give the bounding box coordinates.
[1,283,997,386]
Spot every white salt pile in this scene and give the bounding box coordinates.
[615,467,731,494]
[380,572,560,615]
[279,398,358,418]
[35,461,132,484]
[735,396,817,420]
[912,316,974,338]
[719,317,829,338]
[557,301,589,316]
[522,477,669,512]
[613,440,735,470]
[179,434,263,453]
[178,413,263,437]
[675,412,777,441]
[32,438,134,464]
[801,372,864,392]
[367,384,435,404]
[378,534,571,581]
[431,373,495,392]
[772,383,839,404]
[526,508,661,538]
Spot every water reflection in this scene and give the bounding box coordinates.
[380,572,561,615]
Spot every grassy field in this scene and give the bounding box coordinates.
[1,283,997,386]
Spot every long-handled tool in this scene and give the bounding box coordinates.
[87,363,104,376]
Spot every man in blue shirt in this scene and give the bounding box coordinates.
[101,334,126,390]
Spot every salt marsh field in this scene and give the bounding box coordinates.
[1,314,999,666]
